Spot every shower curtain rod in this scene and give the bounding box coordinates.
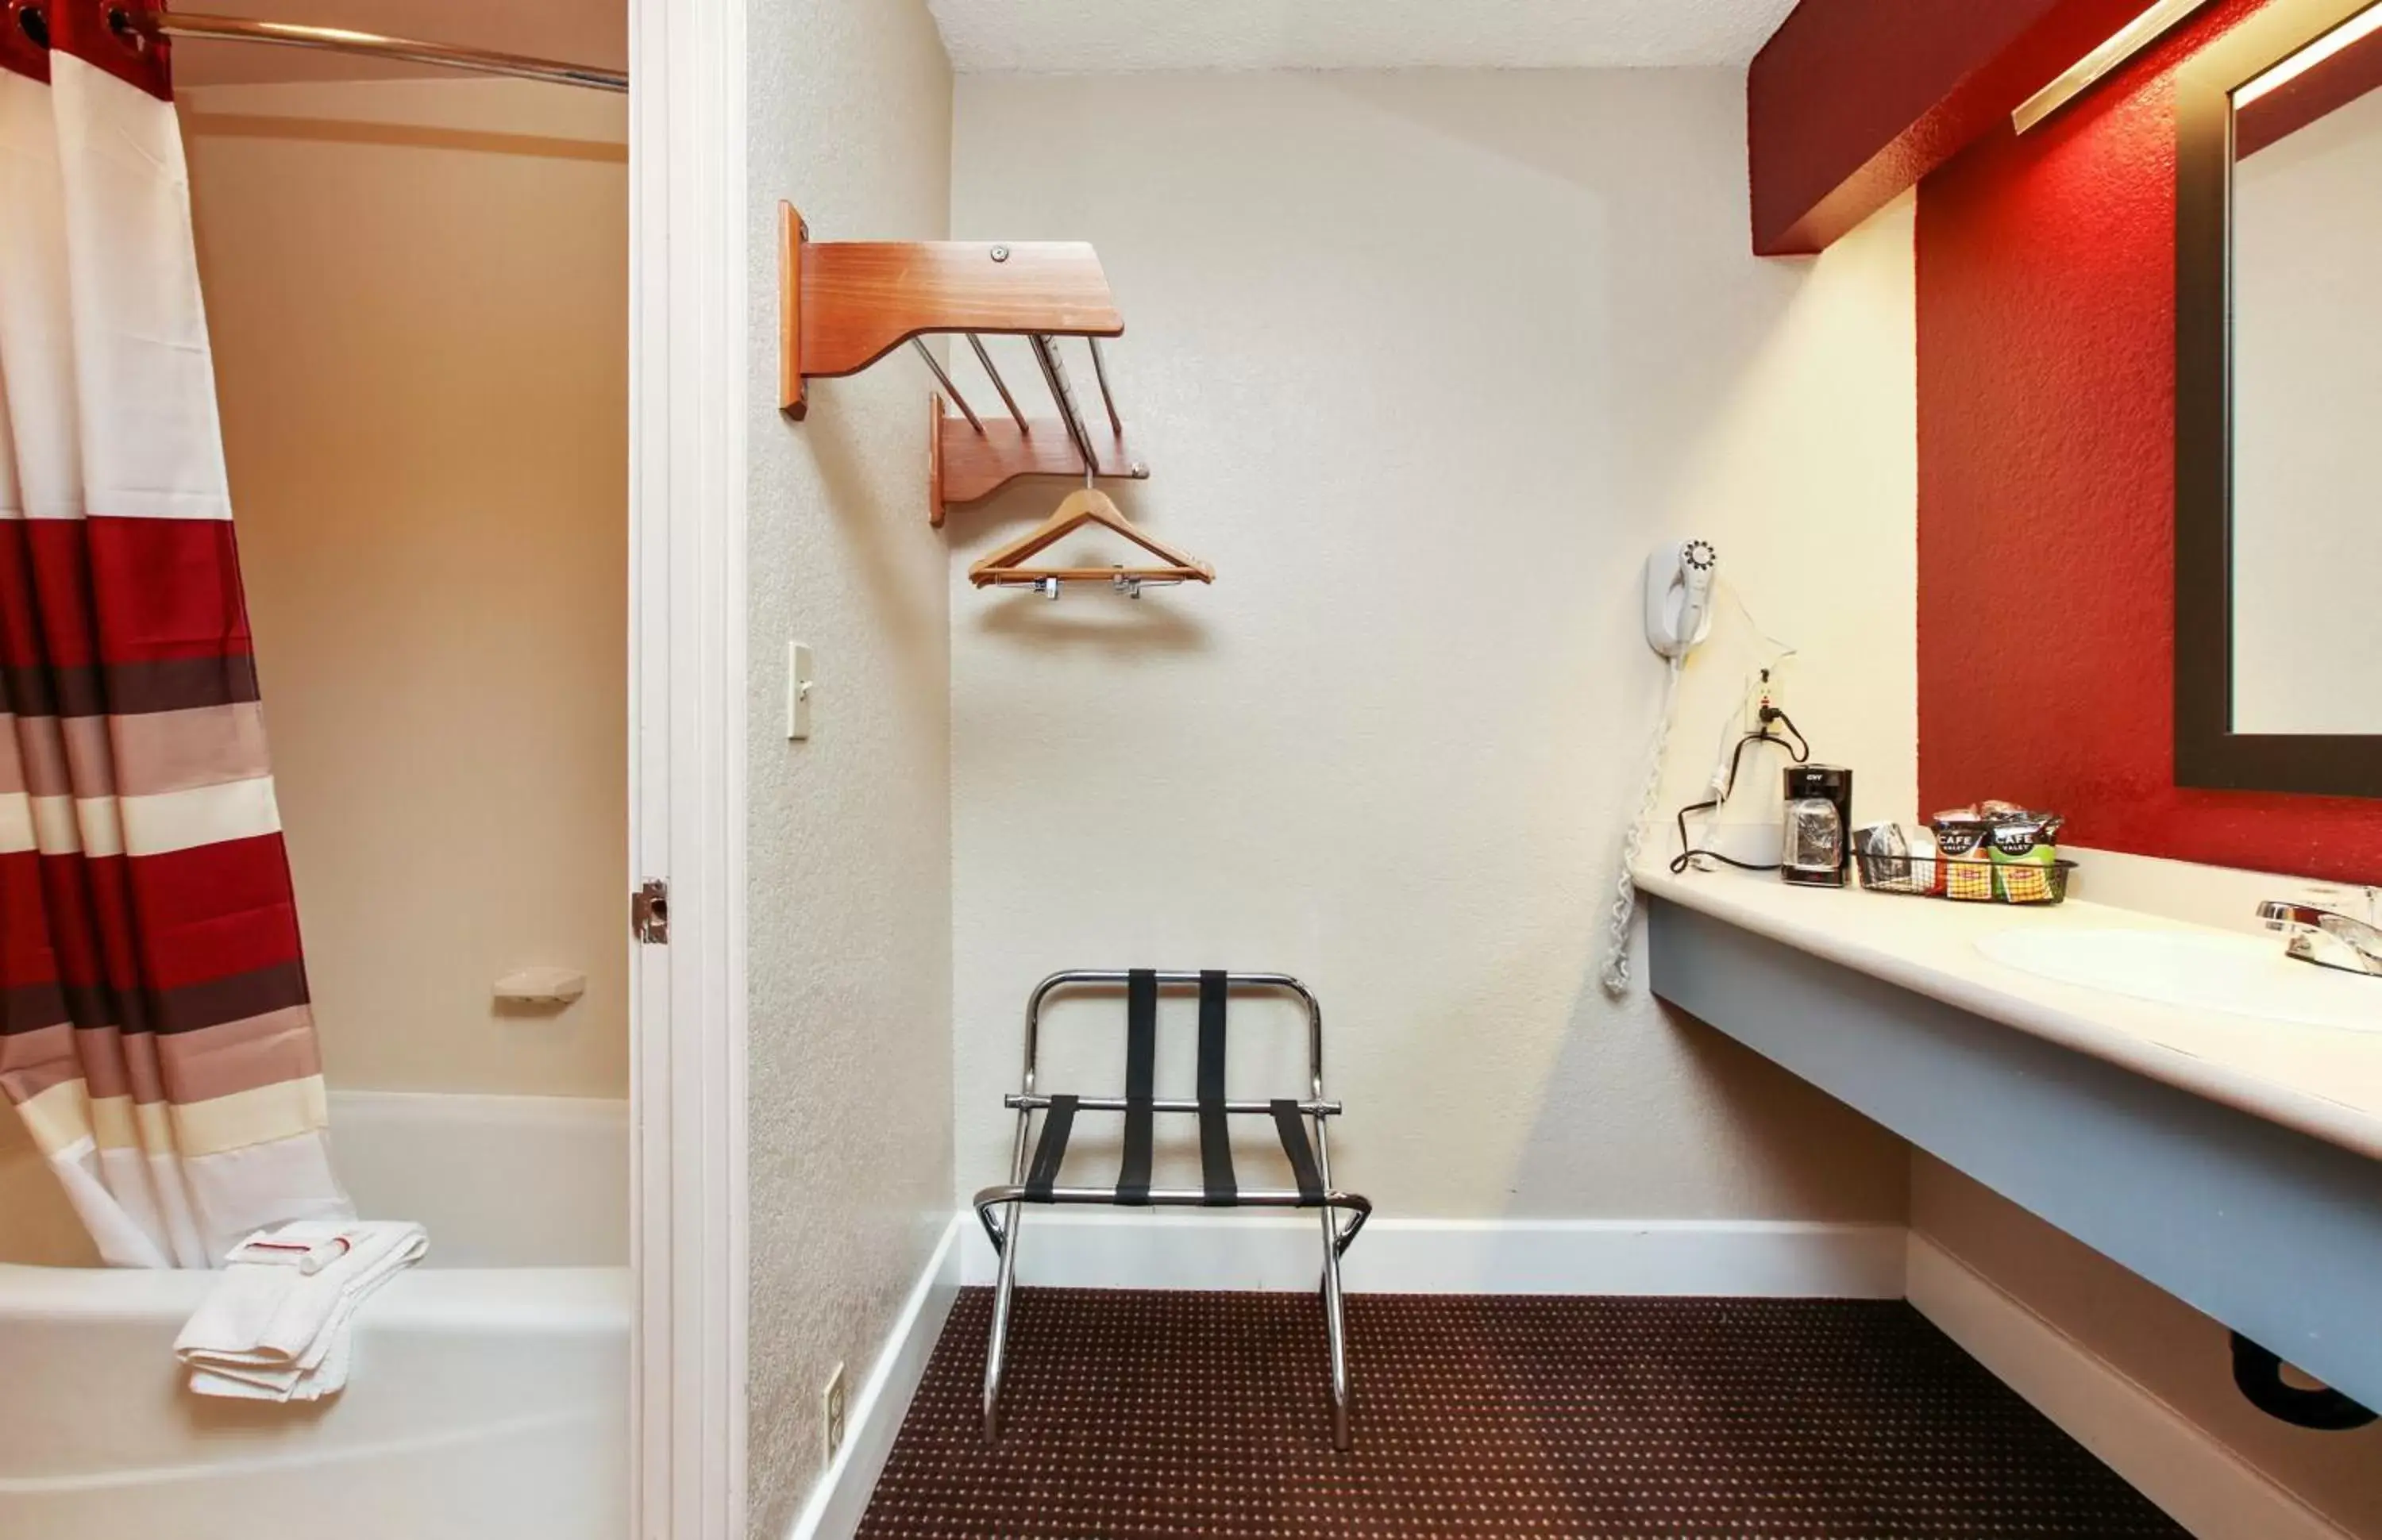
[117,10,628,92]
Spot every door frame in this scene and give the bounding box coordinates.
[627,0,749,1535]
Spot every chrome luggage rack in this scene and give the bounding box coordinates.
[972,969,1372,1449]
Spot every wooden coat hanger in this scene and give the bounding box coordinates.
[968,485,1215,592]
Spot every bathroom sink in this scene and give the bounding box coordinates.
[1977,928,2382,1033]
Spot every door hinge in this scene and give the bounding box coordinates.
[632,878,669,944]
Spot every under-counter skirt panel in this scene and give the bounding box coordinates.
[1647,895,2382,1414]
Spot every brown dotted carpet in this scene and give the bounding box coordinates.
[855,1288,2187,1538]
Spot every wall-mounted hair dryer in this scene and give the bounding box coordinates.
[1604,537,1720,998]
[1644,539,1717,660]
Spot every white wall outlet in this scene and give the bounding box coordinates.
[822,1361,846,1461]
[1745,664,1787,732]
[787,641,814,741]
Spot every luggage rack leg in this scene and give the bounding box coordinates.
[1313,1099,1354,1450]
[984,1195,1023,1440]
[984,1072,1039,1442]
[1320,1205,1352,1450]
[973,1185,1370,1446]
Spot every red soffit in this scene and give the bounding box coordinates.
[1749,0,2179,255]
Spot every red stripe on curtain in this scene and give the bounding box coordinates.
[32,841,144,1041]
[21,520,101,668]
[81,843,141,970]
[0,851,63,1003]
[79,518,256,668]
[128,834,307,991]
[32,852,102,1004]
[0,519,52,672]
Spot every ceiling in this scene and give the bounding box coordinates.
[162,0,1793,89]
[925,0,1802,73]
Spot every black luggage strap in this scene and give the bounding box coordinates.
[1197,970,1236,1206]
[1272,1099,1326,1203]
[1116,969,1158,1204]
[1023,1094,1077,1201]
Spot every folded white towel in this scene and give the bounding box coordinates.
[175,1220,429,1402]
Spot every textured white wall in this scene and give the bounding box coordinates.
[946,74,1918,1222]
[743,2,954,1534]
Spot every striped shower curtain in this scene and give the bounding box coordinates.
[0,3,348,1266]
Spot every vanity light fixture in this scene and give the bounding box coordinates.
[2012,0,2217,132]
[2235,0,2382,105]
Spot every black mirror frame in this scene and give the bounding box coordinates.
[2176,0,2382,799]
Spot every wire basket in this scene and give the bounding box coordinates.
[1856,852,2076,906]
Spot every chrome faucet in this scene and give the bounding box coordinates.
[2257,894,2382,978]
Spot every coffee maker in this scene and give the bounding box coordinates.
[1782,764,1854,887]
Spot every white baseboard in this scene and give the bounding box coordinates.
[785,1215,964,1540]
[958,1211,1907,1297]
[1906,1234,2351,1540]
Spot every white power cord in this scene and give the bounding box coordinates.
[1599,651,1685,996]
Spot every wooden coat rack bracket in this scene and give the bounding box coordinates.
[779,202,1124,418]
[780,202,1152,527]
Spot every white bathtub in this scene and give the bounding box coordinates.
[0,1091,630,1540]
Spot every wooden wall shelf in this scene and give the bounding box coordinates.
[779,202,1151,526]
[928,396,1148,529]
[779,202,1124,418]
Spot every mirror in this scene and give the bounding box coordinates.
[2176,0,2382,796]
[2230,10,2382,735]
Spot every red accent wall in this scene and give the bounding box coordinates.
[1918,0,2382,884]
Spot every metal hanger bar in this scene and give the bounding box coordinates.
[119,10,629,92]
[1087,337,1124,436]
[965,334,1028,431]
[977,565,1200,581]
[1027,333,1099,472]
[1027,333,1097,468]
[911,339,983,433]
[972,573,1187,591]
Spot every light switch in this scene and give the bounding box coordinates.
[787,641,814,740]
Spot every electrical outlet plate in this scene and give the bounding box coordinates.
[823,1362,847,1461]
[1744,663,1787,731]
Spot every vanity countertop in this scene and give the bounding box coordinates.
[1633,863,2382,1162]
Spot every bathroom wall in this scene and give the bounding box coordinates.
[1914,1156,2382,1533]
[1915,0,2382,884]
[179,79,630,1097]
[742,1,956,1534]
[946,72,1919,1223]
